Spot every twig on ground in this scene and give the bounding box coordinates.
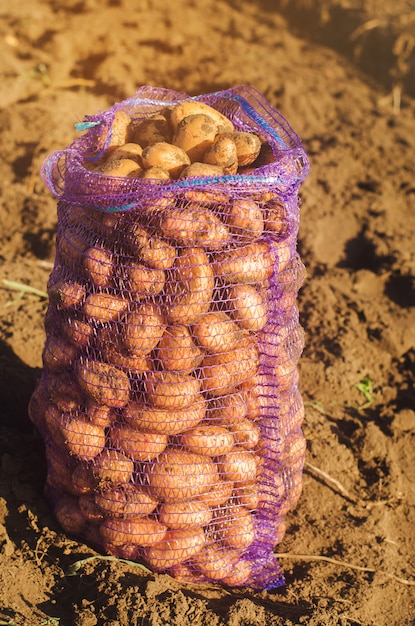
[275,552,415,586]
[2,279,48,306]
[304,461,358,504]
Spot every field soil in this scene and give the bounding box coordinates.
[1,0,414,624]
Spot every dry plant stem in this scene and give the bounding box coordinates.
[304,461,358,504]
[275,553,415,586]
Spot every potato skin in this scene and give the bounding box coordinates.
[169,101,234,134]
[123,304,166,355]
[83,246,114,287]
[172,113,218,163]
[144,527,206,570]
[200,340,259,396]
[76,359,130,408]
[159,500,212,529]
[144,370,201,410]
[226,284,268,332]
[124,397,206,436]
[92,449,135,484]
[180,425,235,457]
[212,241,275,284]
[100,516,167,547]
[192,544,238,581]
[95,484,158,518]
[109,425,168,462]
[157,325,203,373]
[83,292,128,324]
[146,449,218,502]
[213,505,255,549]
[60,418,106,461]
[225,199,264,241]
[217,449,258,483]
[192,311,241,354]
[141,142,190,179]
[160,206,229,250]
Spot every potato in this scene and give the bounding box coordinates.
[182,188,230,204]
[197,479,233,507]
[144,371,201,410]
[193,310,242,355]
[132,114,172,147]
[54,495,86,536]
[157,325,203,373]
[94,158,142,178]
[60,417,106,461]
[181,425,235,457]
[159,500,212,529]
[109,425,168,462]
[169,101,234,134]
[203,135,238,175]
[144,527,205,570]
[226,284,268,332]
[172,113,218,163]
[45,373,84,413]
[128,263,165,297]
[123,303,166,355]
[179,162,225,179]
[45,446,77,495]
[48,280,86,310]
[79,494,105,524]
[274,351,298,392]
[62,315,94,349]
[124,396,206,436]
[76,359,130,408]
[102,346,152,375]
[280,429,307,467]
[160,206,229,249]
[263,197,289,236]
[225,199,264,240]
[221,558,253,586]
[200,339,259,396]
[208,391,247,425]
[139,236,176,270]
[234,481,260,509]
[104,110,133,151]
[58,229,88,268]
[105,142,143,164]
[192,544,239,581]
[212,241,275,284]
[164,247,214,324]
[71,463,96,495]
[92,449,134,484]
[230,419,260,450]
[86,402,115,428]
[221,131,262,167]
[217,449,258,483]
[83,292,129,324]
[141,142,190,179]
[83,246,114,288]
[43,334,78,371]
[44,404,67,449]
[146,449,218,502]
[100,516,167,547]
[169,562,204,583]
[95,484,158,518]
[214,505,255,549]
[142,166,171,180]
[274,521,287,545]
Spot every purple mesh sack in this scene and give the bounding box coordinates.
[29,85,310,590]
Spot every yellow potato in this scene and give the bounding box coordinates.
[214,505,255,549]
[217,449,258,483]
[83,246,114,288]
[225,198,264,241]
[123,303,166,355]
[159,500,212,529]
[263,197,289,236]
[172,113,218,163]
[103,110,133,151]
[141,142,190,178]
[54,495,86,536]
[181,425,235,457]
[128,262,166,297]
[192,311,241,353]
[179,162,225,179]
[92,449,135,484]
[76,359,130,408]
[197,479,233,507]
[100,516,167,547]
[45,445,77,495]
[144,370,201,410]
[164,247,214,324]
[221,558,253,586]
[146,449,218,502]
[203,135,238,175]
[144,527,205,570]
[109,425,168,462]
[234,481,260,509]
[71,463,96,495]
[124,396,206,436]
[230,419,260,450]
[60,417,106,461]
[208,391,248,425]
[95,484,158,518]
[142,166,171,180]
[212,241,275,284]
[58,229,88,269]
[83,292,129,324]
[105,142,143,164]
[221,131,262,167]
[169,100,234,134]
[94,158,142,178]
[139,236,176,270]
[226,284,268,332]
[62,317,94,349]
[86,402,115,428]
[132,113,172,147]
[157,325,203,373]
[102,343,151,375]
[45,373,83,413]
[78,494,105,524]
[160,206,229,249]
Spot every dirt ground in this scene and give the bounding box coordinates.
[1,0,415,624]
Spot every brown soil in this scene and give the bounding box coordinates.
[1,1,414,624]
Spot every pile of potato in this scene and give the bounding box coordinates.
[30,97,306,587]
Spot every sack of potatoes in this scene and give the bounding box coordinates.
[29,85,310,590]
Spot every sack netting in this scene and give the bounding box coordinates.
[29,85,310,590]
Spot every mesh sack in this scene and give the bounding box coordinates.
[29,85,310,590]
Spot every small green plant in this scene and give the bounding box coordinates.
[2,279,48,307]
[354,376,374,409]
